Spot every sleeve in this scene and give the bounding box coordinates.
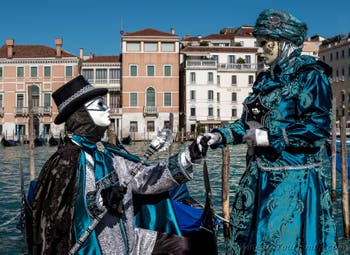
[125,151,193,195]
[269,70,332,154]
[31,147,80,254]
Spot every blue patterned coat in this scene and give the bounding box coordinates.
[213,55,338,254]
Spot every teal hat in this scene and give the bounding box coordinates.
[253,9,307,46]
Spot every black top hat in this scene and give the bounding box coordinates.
[52,75,108,124]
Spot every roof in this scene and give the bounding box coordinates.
[84,55,120,63]
[123,28,177,37]
[0,45,76,58]
[181,46,257,53]
[202,34,236,40]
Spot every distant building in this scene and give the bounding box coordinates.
[81,54,122,138]
[0,38,79,141]
[302,35,326,58]
[319,33,350,118]
[179,26,258,135]
[121,28,180,141]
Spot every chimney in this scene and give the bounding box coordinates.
[79,48,84,59]
[6,39,14,58]
[170,27,175,35]
[55,38,63,58]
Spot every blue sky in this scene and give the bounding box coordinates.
[0,0,349,56]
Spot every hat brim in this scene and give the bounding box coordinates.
[54,88,108,124]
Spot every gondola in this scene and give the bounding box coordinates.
[1,137,20,147]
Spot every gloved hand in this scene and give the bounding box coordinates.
[244,128,269,147]
[197,132,222,149]
[101,185,127,217]
[188,136,209,162]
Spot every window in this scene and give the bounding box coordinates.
[17,94,24,107]
[208,90,214,101]
[96,69,107,83]
[190,107,196,117]
[217,92,220,102]
[342,50,345,58]
[164,121,170,129]
[31,85,40,107]
[232,92,237,102]
[146,87,155,106]
[208,107,213,117]
[82,69,94,81]
[190,72,196,83]
[249,75,254,84]
[147,121,155,132]
[109,69,120,82]
[0,67,2,78]
[330,53,333,61]
[144,43,157,52]
[231,108,237,117]
[44,93,51,108]
[44,66,51,78]
[208,72,214,83]
[110,91,120,109]
[228,55,235,63]
[232,75,237,85]
[217,75,220,85]
[245,55,251,64]
[336,52,339,60]
[31,67,38,77]
[322,56,325,62]
[164,92,171,106]
[0,94,3,108]
[130,93,138,107]
[217,108,220,117]
[130,121,138,132]
[127,42,140,51]
[190,90,196,101]
[130,65,138,76]
[147,65,155,76]
[161,43,174,52]
[164,65,172,76]
[65,66,73,77]
[17,67,24,77]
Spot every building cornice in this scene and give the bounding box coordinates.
[0,57,79,65]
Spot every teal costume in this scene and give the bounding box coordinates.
[213,9,338,255]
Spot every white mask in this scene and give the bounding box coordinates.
[256,36,280,66]
[85,97,111,127]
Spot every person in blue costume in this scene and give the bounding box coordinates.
[197,9,338,255]
[31,75,208,255]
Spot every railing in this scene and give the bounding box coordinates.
[185,60,258,71]
[15,106,52,116]
[143,106,158,117]
[110,107,122,115]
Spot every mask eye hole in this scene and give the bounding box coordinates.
[259,40,267,47]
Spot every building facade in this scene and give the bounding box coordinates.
[121,28,180,141]
[0,38,79,141]
[179,26,258,136]
[81,54,122,138]
[319,34,350,118]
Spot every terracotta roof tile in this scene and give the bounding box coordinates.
[123,28,177,37]
[84,55,120,63]
[181,46,257,53]
[202,34,236,40]
[0,45,76,58]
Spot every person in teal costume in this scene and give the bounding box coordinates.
[197,9,338,254]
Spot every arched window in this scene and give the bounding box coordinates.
[31,85,40,107]
[146,87,155,106]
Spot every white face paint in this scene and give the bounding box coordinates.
[85,97,111,127]
[256,36,280,66]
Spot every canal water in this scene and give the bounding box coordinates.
[0,142,349,254]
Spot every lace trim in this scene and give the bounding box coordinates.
[58,85,95,111]
[257,158,321,171]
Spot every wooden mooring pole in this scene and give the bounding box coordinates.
[221,146,230,242]
[340,116,349,237]
[331,99,337,201]
[28,85,35,180]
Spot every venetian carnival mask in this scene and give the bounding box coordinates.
[85,97,111,127]
[256,36,280,66]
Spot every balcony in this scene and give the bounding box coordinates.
[110,107,122,115]
[15,106,52,116]
[185,60,258,72]
[186,60,217,69]
[218,63,257,71]
[143,106,158,117]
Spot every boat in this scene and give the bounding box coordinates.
[1,137,20,147]
[121,135,132,145]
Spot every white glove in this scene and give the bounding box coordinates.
[196,132,222,152]
[244,129,269,147]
